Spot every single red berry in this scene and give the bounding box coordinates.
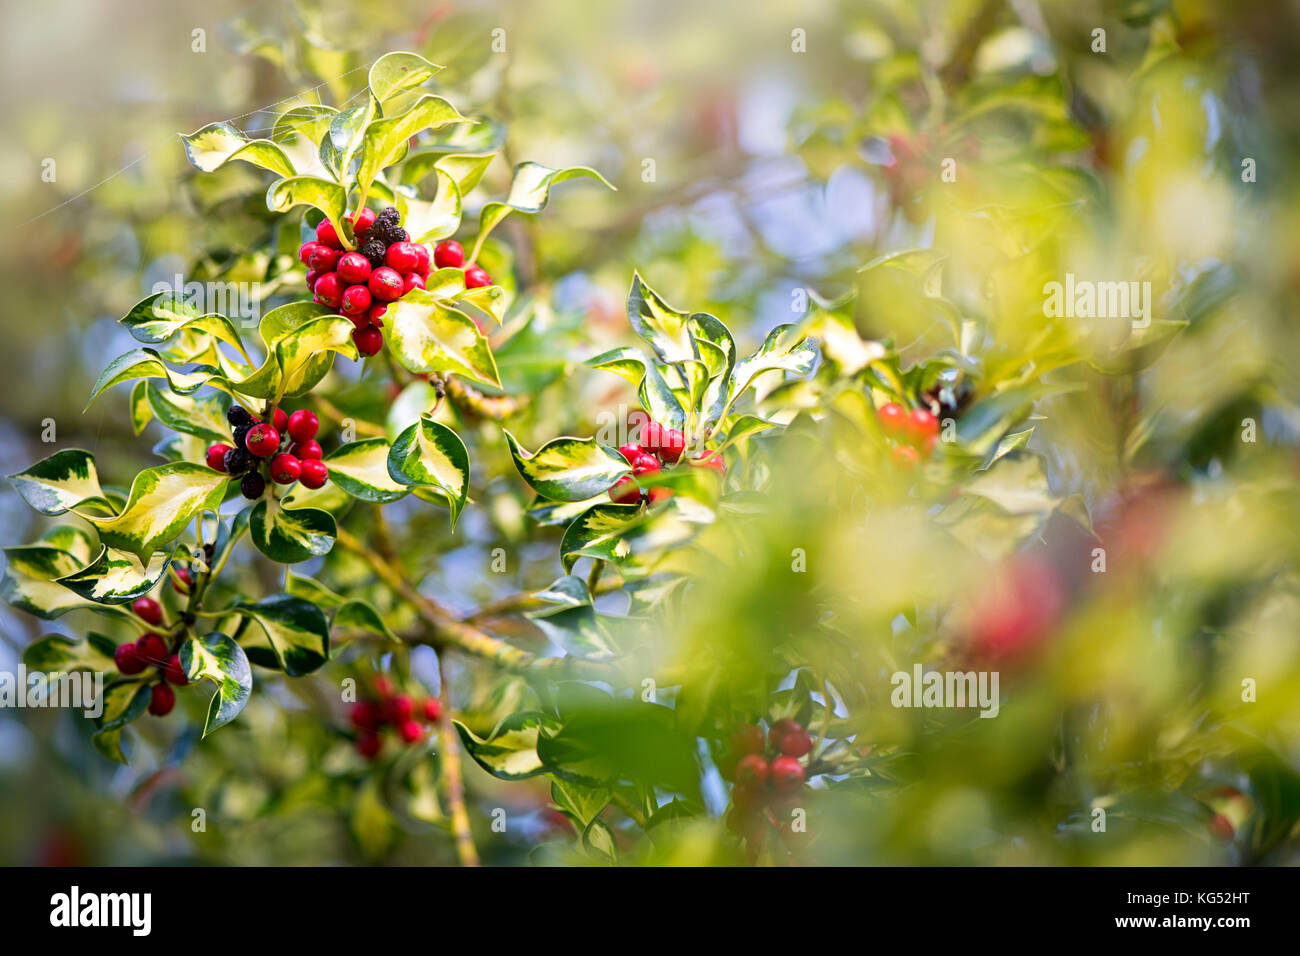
[906,408,939,445]
[336,251,372,285]
[422,698,442,722]
[304,269,321,291]
[350,207,376,236]
[732,780,767,811]
[299,241,322,266]
[633,454,660,476]
[385,241,421,274]
[659,428,686,463]
[173,566,193,593]
[164,653,188,686]
[299,459,329,489]
[735,753,769,787]
[373,676,394,697]
[368,266,404,302]
[608,475,640,504]
[877,401,907,435]
[287,409,319,443]
[768,718,801,749]
[730,723,766,756]
[315,219,341,249]
[308,245,339,273]
[770,755,805,793]
[892,444,920,468]
[648,486,673,505]
[291,439,323,461]
[272,407,288,433]
[340,283,373,316]
[270,453,302,484]
[433,240,464,269]
[464,265,492,288]
[618,442,646,464]
[355,732,382,760]
[641,422,666,453]
[148,683,176,717]
[245,424,281,458]
[136,633,169,666]
[777,729,813,758]
[313,271,343,308]
[350,701,381,731]
[388,694,415,723]
[132,596,163,626]
[401,272,425,295]
[693,451,726,474]
[412,243,431,276]
[206,443,232,472]
[398,719,424,744]
[367,303,388,327]
[114,642,146,675]
[352,325,384,357]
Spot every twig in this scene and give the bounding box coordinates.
[437,662,480,867]
[444,376,529,421]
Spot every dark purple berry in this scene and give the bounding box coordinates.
[223,447,252,475]
[240,472,266,500]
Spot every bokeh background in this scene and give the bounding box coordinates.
[2,0,1300,865]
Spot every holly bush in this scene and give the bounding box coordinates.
[4,2,1300,867]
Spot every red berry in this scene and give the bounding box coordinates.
[730,724,765,756]
[164,653,188,686]
[906,408,939,445]
[245,424,281,458]
[632,454,660,476]
[769,755,805,793]
[768,718,801,749]
[777,729,813,758]
[356,732,382,760]
[299,459,329,490]
[299,241,322,266]
[173,566,193,593]
[422,698,442,722]
[433,240,464,269]
[398,719,424,744]
[352,325,384,357]
[350,701,381,731]
[1209,813,1234,841]
[132,596,162,626]
[114,642,145,675]
[350,207,377,236]
[313,272,343,308]
[388,694,415,723]
[401,272,425,295]
[272,407,288,433]
[733,780,767,811]
[892,444,920,468]
[464,265,492,288]
[308,245,339,273]
[287,409,319,443]
[136,633,169,666]
[693,451,726,474]
[315,219,341,249]
[735,753,769,787]
[270,453,302,484]
[368,266,404,302]
[291,439,323,460]
[608,475,640,504]
[304,269,320,291]
[336,251,372,285]
[648,486,673,505]
[367,304,388,327]
[412,243,431,276]
[659,428,686,463]
[618,442,646,464]
[385,241,421,274]
[206,443,232,472]
[877,401,907,435]
[340,283,372,316]
[641,422,666,453]
[148,683,176,717]
[373,676,394,697]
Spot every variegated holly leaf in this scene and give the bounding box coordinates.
[454,711,560,780]
[368,51,443,106]
[383,288,500,387]
[326,439,411,503]
[249,498,336,564]
[1,545,130,621]
[586,346,649,385]
[143,382,231,444]
[728,324,818,406]
[266,176,349,244]
[285,573,399,643]
[7,449,114,516]
[402,168,462,243]
[471,162,614,259]
[233,594,330,677]
[271,104,335,178]
[56,546,171,605]
[526,576,616,661]
[36,525,97,565]
[82,463,228,563]
[626,272,700,365]
[86,348,214,407]
[179,632,252,737]
[559,499,711,573]
[119,291,247,354]
[454,283,507,325]
[558,503,641,572]
[22,632,118,672]
[93,679,152,764]
[638,362,687,431]
[356,94,470,200]
[504,431,630,502]
[234,306,358,400]
[387,415,469,525]
[320,102,376,192]
[181,122,296,178]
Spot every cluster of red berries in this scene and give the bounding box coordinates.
[348,678,443,760]
[876,401,940,468]
[300,206,431,357]
[204,405,327,500]
[117,597,187,717]
[608,420,726,505]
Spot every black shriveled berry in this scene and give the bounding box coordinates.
[227,406,253,428]
[375,206,400,226]
[387,227,408,244]
[360,238,388,268]
[223,447,252,475]
[240,472,266,499]
[232,424,252,449]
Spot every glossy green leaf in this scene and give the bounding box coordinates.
[356,94,470,199]
[626,272,700,365]
[326,438,411,503]
[7,449,113,516]
[368,51,443,106]
[179,632,252,736]
[504,431,630,502]
[181,122,296,178]
[266,176,348,240]
[233,594,330,677]
[248,498,337,564]
[22,632,117,672]
[83,463,228,563]
[55,546,171,605]
[387,414,469,524]
[472,162,614,259]
[383,288,500,387]
[92,680,152,764]
[86,348,214,407]
[454,711,559,780]
[285,573,399,642]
